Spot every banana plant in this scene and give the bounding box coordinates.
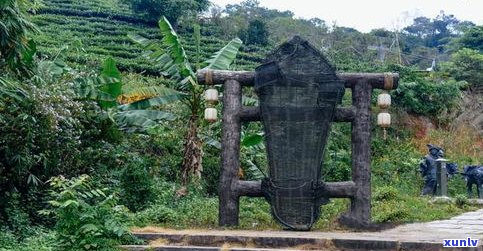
[73,57,183,132]
[204,131,266,180]
[129,16,242,186]
[201,96,265,181]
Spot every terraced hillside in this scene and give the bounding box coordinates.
[32,0,270,74]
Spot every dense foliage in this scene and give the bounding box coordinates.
[392,72,464,117]
[0,0,38,74]
[457,25,483,52]
[444,48,483,88]
[0,77,93,220]
[0,0,482,250]
[123,0,210,26]
[239,19,269,45]
[40,175,131,251]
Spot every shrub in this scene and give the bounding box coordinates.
[393,79,463,118]
[444,48,483,88]
[322,123,352,182]
[135,204,178,225]
[0,79,87,222]
[457,26,483,52]
[0,70,132,226]
[2,191,36,238]
[372,200,410,223]
[40,175,131,251]
[373,186,400,202]
[0,227,56,251]
[119,155,155,212]
[454,194,468,208]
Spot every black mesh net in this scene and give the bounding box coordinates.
[255,37,345,230]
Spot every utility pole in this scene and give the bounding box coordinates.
[394,31,402,65]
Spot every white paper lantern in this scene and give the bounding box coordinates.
[377,112,391,128]
[204,108,217,122]
[377,93,391,109]
[204,89,219,103]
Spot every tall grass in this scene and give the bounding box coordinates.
[412,125,483,165]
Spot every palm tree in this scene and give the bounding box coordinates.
[130,17,242,186]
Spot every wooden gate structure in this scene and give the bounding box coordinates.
[197,39,399,229]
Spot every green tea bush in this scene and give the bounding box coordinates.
[133,178,178,226]
[238,198,273,229]
[136,204,178,225]
[371,138,421,186]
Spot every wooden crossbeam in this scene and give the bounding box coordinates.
[235,180,357,198]
[197,70,399,90]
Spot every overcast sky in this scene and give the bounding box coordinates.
[210,0,483,32]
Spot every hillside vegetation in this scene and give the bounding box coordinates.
[32,0,267,73]
[1,0,482,250]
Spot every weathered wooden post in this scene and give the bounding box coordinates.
[198,36,399,229]
[339,79,373,227]
[219,79,242,226]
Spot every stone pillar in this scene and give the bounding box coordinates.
[436,158,448,197]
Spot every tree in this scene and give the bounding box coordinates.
[403,12,461,51]
[267,17,328,48]
[458,25,483,52]
[131,17,242,187]
[240,19,268,46]
[444,48,483,88]
[125,0,210,27]
[225,0,293,20]
[404,16,432,39]
[222,0,293,42]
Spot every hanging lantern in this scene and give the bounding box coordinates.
[204,107,217,122]
[377,92,391,140]
[204,88,219,104]
[377,93,391,109]
[377,112,391,140]
[377,112,391,127]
